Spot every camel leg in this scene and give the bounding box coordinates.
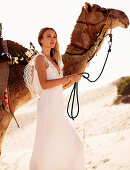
[0,110,13,157]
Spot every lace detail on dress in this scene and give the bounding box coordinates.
[39,52,64,75]
[23,53,49,98]
[23,55,37,98]
[23,53,64,98]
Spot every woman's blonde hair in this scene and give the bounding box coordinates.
[38,27,62,64]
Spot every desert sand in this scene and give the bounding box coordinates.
[0,80,130,170]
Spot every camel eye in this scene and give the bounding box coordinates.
[96,7,101,12]
[101,9,108,14]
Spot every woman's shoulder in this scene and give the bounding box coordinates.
[35,52,47,61]
[35,53,49,67]
[35,52,45,58]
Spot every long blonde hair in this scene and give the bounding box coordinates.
[38,27,62,64]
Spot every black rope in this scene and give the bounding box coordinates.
[67,43,112,121]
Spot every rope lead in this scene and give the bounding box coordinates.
[67,41,112,121]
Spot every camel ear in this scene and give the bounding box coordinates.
[85,2,92,13]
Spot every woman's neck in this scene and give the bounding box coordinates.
[41,47,51,58]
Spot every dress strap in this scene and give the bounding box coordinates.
[39,52,64,71]
[38,52,49,66]
[58,59,64,70]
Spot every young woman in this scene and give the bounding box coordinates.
[29,27,86,170]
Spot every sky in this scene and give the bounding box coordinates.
[0,0,130,94]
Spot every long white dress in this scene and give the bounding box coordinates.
[29,53,86,170]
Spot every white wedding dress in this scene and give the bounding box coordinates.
[29,53,86,170]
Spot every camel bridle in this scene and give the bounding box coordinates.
[65,9,111,57]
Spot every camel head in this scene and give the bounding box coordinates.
[63,2,129,89]
[68,2,129,53]
[84,2,129,29]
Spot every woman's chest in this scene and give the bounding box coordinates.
[45,63,63,80]
[46,61,60,75]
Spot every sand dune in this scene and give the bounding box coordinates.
[0,79,130,170]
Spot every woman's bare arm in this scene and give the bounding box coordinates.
[35,55,69,89]
[61,67,67,86]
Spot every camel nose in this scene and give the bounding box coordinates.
[125,21,129,28]
[122,16,129,28]
[125,15,130,28]
[127,19,130,28]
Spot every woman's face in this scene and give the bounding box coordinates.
[41,29,57,49]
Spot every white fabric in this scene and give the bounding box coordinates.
[23,52,64,99]
[23,54,39,98]
[29,53,86,170]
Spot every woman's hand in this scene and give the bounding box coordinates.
[69,73,83,83]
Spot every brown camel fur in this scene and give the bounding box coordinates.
[62,2,129,89]
[0,2,129,156]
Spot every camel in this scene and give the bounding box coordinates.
[0,2,129,157]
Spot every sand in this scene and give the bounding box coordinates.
[0,80,130,170]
